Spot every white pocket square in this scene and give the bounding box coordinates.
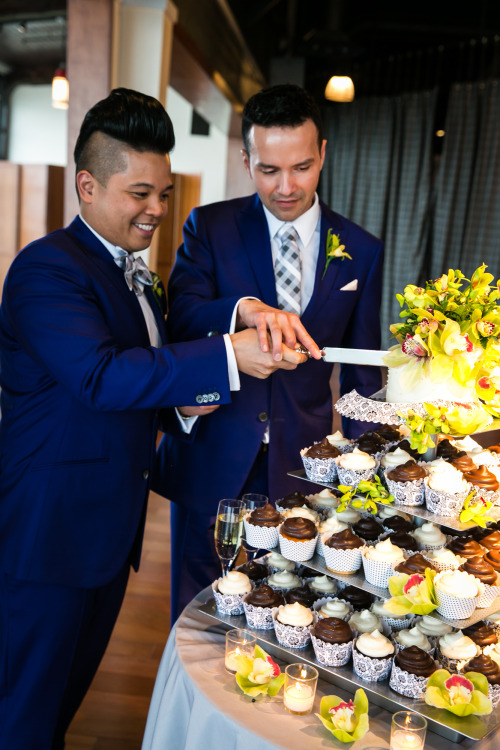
[340,279,358,291]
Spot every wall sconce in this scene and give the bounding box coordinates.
[324,75,355,102]
[52,66,69,110]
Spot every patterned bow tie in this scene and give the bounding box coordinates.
[114,253,153,296]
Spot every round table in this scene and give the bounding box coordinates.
[141,590,498,750]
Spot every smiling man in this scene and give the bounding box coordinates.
[0,87,310,750]
[153,83,385,622]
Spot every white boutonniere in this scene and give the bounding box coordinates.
[322,229,352,280]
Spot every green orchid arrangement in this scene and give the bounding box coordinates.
[316,689,369,742]
[233,644,285,698]
[321,229,351,280]
[385,264,500,433]
[425,670,492,717]
[337,476,394,515]
[384,569,438,616]
[150,271,167,317]
[399,402,493,455]
[459,490,495,527]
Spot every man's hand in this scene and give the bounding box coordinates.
[230,328,308,379]
[236,299,321,361]
[177,405,220,417]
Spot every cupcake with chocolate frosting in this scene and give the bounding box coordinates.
[323,528,365,574]
[462,620,499,649]
[389,645,437,698]
[459,654,500,706]
[385,461,427,506]
[301,438,341,483]
[243,584,285,630]
[352,516,384,542]
[236,560,269,583]
[460,556,500,608]
[381,515,415,535]
[484,549,500,572]
[278,516,318,562]
[275,491,310,513]
[285,584,318,608]
[375,424,402,442]
[316,515,349,558]
[479,530,500,551]
[384,530,419,552]
[451,452,478,474]
[355,431,388,458]
[243,503,283,548]
[446,536,485,559]
[311,616,355,666]
[437,438,461,460]
[339,585,374,611]
[394,553,438,576]
[463,464,500,503]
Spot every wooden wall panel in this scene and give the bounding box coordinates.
[0,161,20,296]
[19,165,64,250]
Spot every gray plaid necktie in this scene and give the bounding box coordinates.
[275,225,302,315]
[114,253,153,296]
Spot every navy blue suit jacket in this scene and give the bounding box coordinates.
[0,217,231,588]
[153,194,383,511]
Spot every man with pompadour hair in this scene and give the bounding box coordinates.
[0,87,312,749]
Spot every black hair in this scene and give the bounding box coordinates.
[74,87,175,185]
[241,84,323,153]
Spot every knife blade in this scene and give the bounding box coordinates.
[297,346,387,366]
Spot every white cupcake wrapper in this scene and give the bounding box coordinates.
[313,596,353,621]
[436,650,467,672]
[389,662,432,699]
[311,634,354,666]
[323,544,365,574]
[301,451,338,483]
[424,482,470,517]
[421,552,464,571]
[242,602,276,630]
[469,487,500,506]
[243,517,280,549]
[272,612,312,648]
[212,582,247,615]
[352,647,393,682]
[476,582,500,608]
[435,588,480,619]
[488,684,500,707]
[414,536,453,551]
[391,635,435,655]
[362,552,404,588]
[384,473,425,506]
[336,462,378,487]
[381,615,415,633]
[278,530,317,562]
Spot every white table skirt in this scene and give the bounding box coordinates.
[142,590,498,750]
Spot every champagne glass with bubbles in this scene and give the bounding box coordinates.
[214,499,244,577]
[241,493,268,561]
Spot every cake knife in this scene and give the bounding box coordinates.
[296,346,388,366]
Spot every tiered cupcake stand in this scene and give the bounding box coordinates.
[198,390,500,742]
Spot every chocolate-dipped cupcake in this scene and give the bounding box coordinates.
[479,530,500,551]
[462,653,500,684]
[459,556,498,586]
[236,560,269,583]
[305,438,341,460]
[352,516,383,542]
[276,491,309,511]
[446,536,485,559]
[451,452,477,474]
[278,516,317,562]
[382,516,415,534]
[437,438,460,460]
[247,504,282,527]
[463,464,500,493]
[386,530,419,552]
[386,460,427,506]
[356,431,388,455]
[375,424,402,442]
[387,461,426,483]
[244,503,283,548]
[285,584,318,608]
[243,583,285,629]
[311,617,354,666]
[395,645,437,677]
[339,586,374,611]
[324,528,365,573]
[484,549,500,573]
[394,553,438,575]
[463,621,499,649]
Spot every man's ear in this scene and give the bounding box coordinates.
[76,170,96,205]
[241,148,251,178]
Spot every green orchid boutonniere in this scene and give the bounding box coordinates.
[150,272,167,318]
[233,645,285,698]
[321,228,352,280]
[316,689,369,742]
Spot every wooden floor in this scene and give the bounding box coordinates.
[65,491,171,750]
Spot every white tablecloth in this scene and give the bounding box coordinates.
[142,590,498,750]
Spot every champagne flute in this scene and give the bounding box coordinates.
[241,493,268,561]
[214,499,244,577]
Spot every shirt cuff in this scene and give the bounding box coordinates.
[175,408,198,434]
[230,297,260,334]
[223,333,240,391]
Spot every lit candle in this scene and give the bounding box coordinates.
[284,681,315,714]
[224,629,256,674]
[225,646,242,672]
[390,729,425,750]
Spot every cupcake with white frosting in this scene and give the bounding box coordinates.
[305,488,339,515]
[352,629,395,681]
[273,601,313,648]
[326,506,361,525]
[336,448,378,487]
[213,570,252,615]
[377,506,411,523]
[316,515,348,557]
[393,626,433,653]
[314,597,352,621]
[436,629,481,672]
[265,551,296,573]
[415,615,453,643]
[326,430,353,453]
[308,574,337,598]
[434,569,483,619]
[424,462,470,516]
[282,506,320,524]
[371,598,414,632]
[266,569,302,592]
[362,538,404,587]
[422,546,465,571]
[412,522,449,551]
[348,609,384,635]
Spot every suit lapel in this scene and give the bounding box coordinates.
[144,284,168,344]
[237,196,279,306]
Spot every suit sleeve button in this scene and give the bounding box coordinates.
[258,412,269,422]
[196,395,203,404]
[214,392,220,401]
[142,469,150,480]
